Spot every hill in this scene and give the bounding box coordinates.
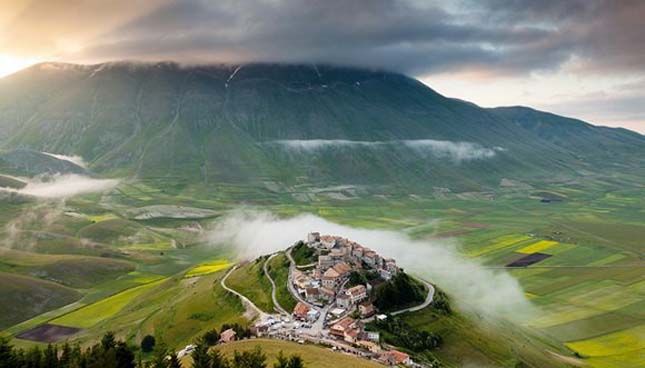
[1,62,642,195]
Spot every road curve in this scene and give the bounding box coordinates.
[391,277,435,316]
[221,263,269,318]
[285,246,317,308]
[263,253,288,315]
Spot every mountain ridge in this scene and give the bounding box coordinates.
[0,61,642,193]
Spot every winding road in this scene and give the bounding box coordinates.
[263,253,288,315]
[221,264,269,319]
[391,277,435,316]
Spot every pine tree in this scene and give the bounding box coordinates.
[190,339,211,368]
[167,353,181,368]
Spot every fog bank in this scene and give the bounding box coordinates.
[206,210,535,321]
[270,139,503,162]
[0,174,119,198]
[41,152,87,168]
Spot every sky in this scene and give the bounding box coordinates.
[1,0,644,133]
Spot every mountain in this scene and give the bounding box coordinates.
[0,62,642,193]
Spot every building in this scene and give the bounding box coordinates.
[346,285,367,304]
[305,287,320,303]
[319,286,335,302]
[361,330,380,343]
[307,232,320,244]
[363,250,378,266]
[358,302,376,318]
[329,317,355,339]
[306,309,320,322]
[357,340,380,353]
[293,302,311,320]
[219,329,237,343]
[344,327,360,344]
[336,293,351,309]
[378,350,411,366]
[322,267,341,289]
[318,255,334,270]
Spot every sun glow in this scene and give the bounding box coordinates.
[0,54,42,78]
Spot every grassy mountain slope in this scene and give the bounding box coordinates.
[1,62,642,193]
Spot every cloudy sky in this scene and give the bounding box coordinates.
[1,0,644,133]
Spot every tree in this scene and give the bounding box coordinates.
[287,355,304,368]
[141,335,157,353]
[151,343,168,368]
[210,349,230,368]
[231,346,266,368]
[272,352,288,368]
[0,337,16,368]
[167,352,182,368]
[101,331,117,351]
[202,329,220,346]
[191,339,211,368]
[43,344,59,368]
[115,341,136,368]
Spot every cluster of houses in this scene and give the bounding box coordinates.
[292,232,399,309]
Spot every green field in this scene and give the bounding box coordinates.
[266,253,298,312]
[0,173,643,367]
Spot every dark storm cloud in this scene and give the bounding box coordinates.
[69,0,641,76]
[76,0,572,75]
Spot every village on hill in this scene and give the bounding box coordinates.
[244,232,433,367]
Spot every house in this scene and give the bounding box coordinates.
[378,268,392,280]
[318,255,334,270]
[307,232,320,244]
[329,317,355,339]
[336,293,351,309]
[319,287,335,302]
[360,330,380,343]
[346,285,367,304]
[219,329,237,343]
[351,245,364,258]
[251,324,269,337]
[305,287,320,303]
[333,262,352,277]
[363,250,378,266]
[293,302,311,320]
[320,235,337,249]
[306,309,320,322]
[381,350,411,366]
[322,267,341,289]
[357,340,380,353]
[344,327,360,344]
[358,302,376,318]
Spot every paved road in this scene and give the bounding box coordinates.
[263,253,288,315]
[391,277,435,316]
[221,263,270,319]
[285,246,317,309]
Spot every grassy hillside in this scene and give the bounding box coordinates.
[213,339,385,368]
[266,253,298,312]
[226,257,275,313]
[0,272,81,329]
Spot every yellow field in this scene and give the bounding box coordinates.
[565,325,645,357]
[52,278,166,328]
[518,240,558,254]
[87,214,119,222]
[467,234,531,257]
[184,260,232,278]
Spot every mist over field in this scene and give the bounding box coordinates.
[271,139,502,161]
[207,210,535,321]
[41,152,87,168]
[0,174,119,198]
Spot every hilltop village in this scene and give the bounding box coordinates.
[245,233,432,367]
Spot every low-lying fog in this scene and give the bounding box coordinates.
[0,174,119,198]
[207,210,535,321]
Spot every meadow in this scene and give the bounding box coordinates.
[1,175,643,367]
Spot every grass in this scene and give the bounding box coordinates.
[52,278,167,328]
[212,339,384,368]
[225,258,275,313]
[0,272,81,329]
[184,259,232,278]
[267,253,298,312]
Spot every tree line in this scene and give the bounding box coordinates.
[1,329,305,368]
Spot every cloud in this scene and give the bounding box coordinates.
[40,152,87,168]
[0,174,119,198]
[269,139,503,161]
[205,210,535,321]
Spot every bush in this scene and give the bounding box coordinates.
[374,273,425,311]
[141,334,156,353]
